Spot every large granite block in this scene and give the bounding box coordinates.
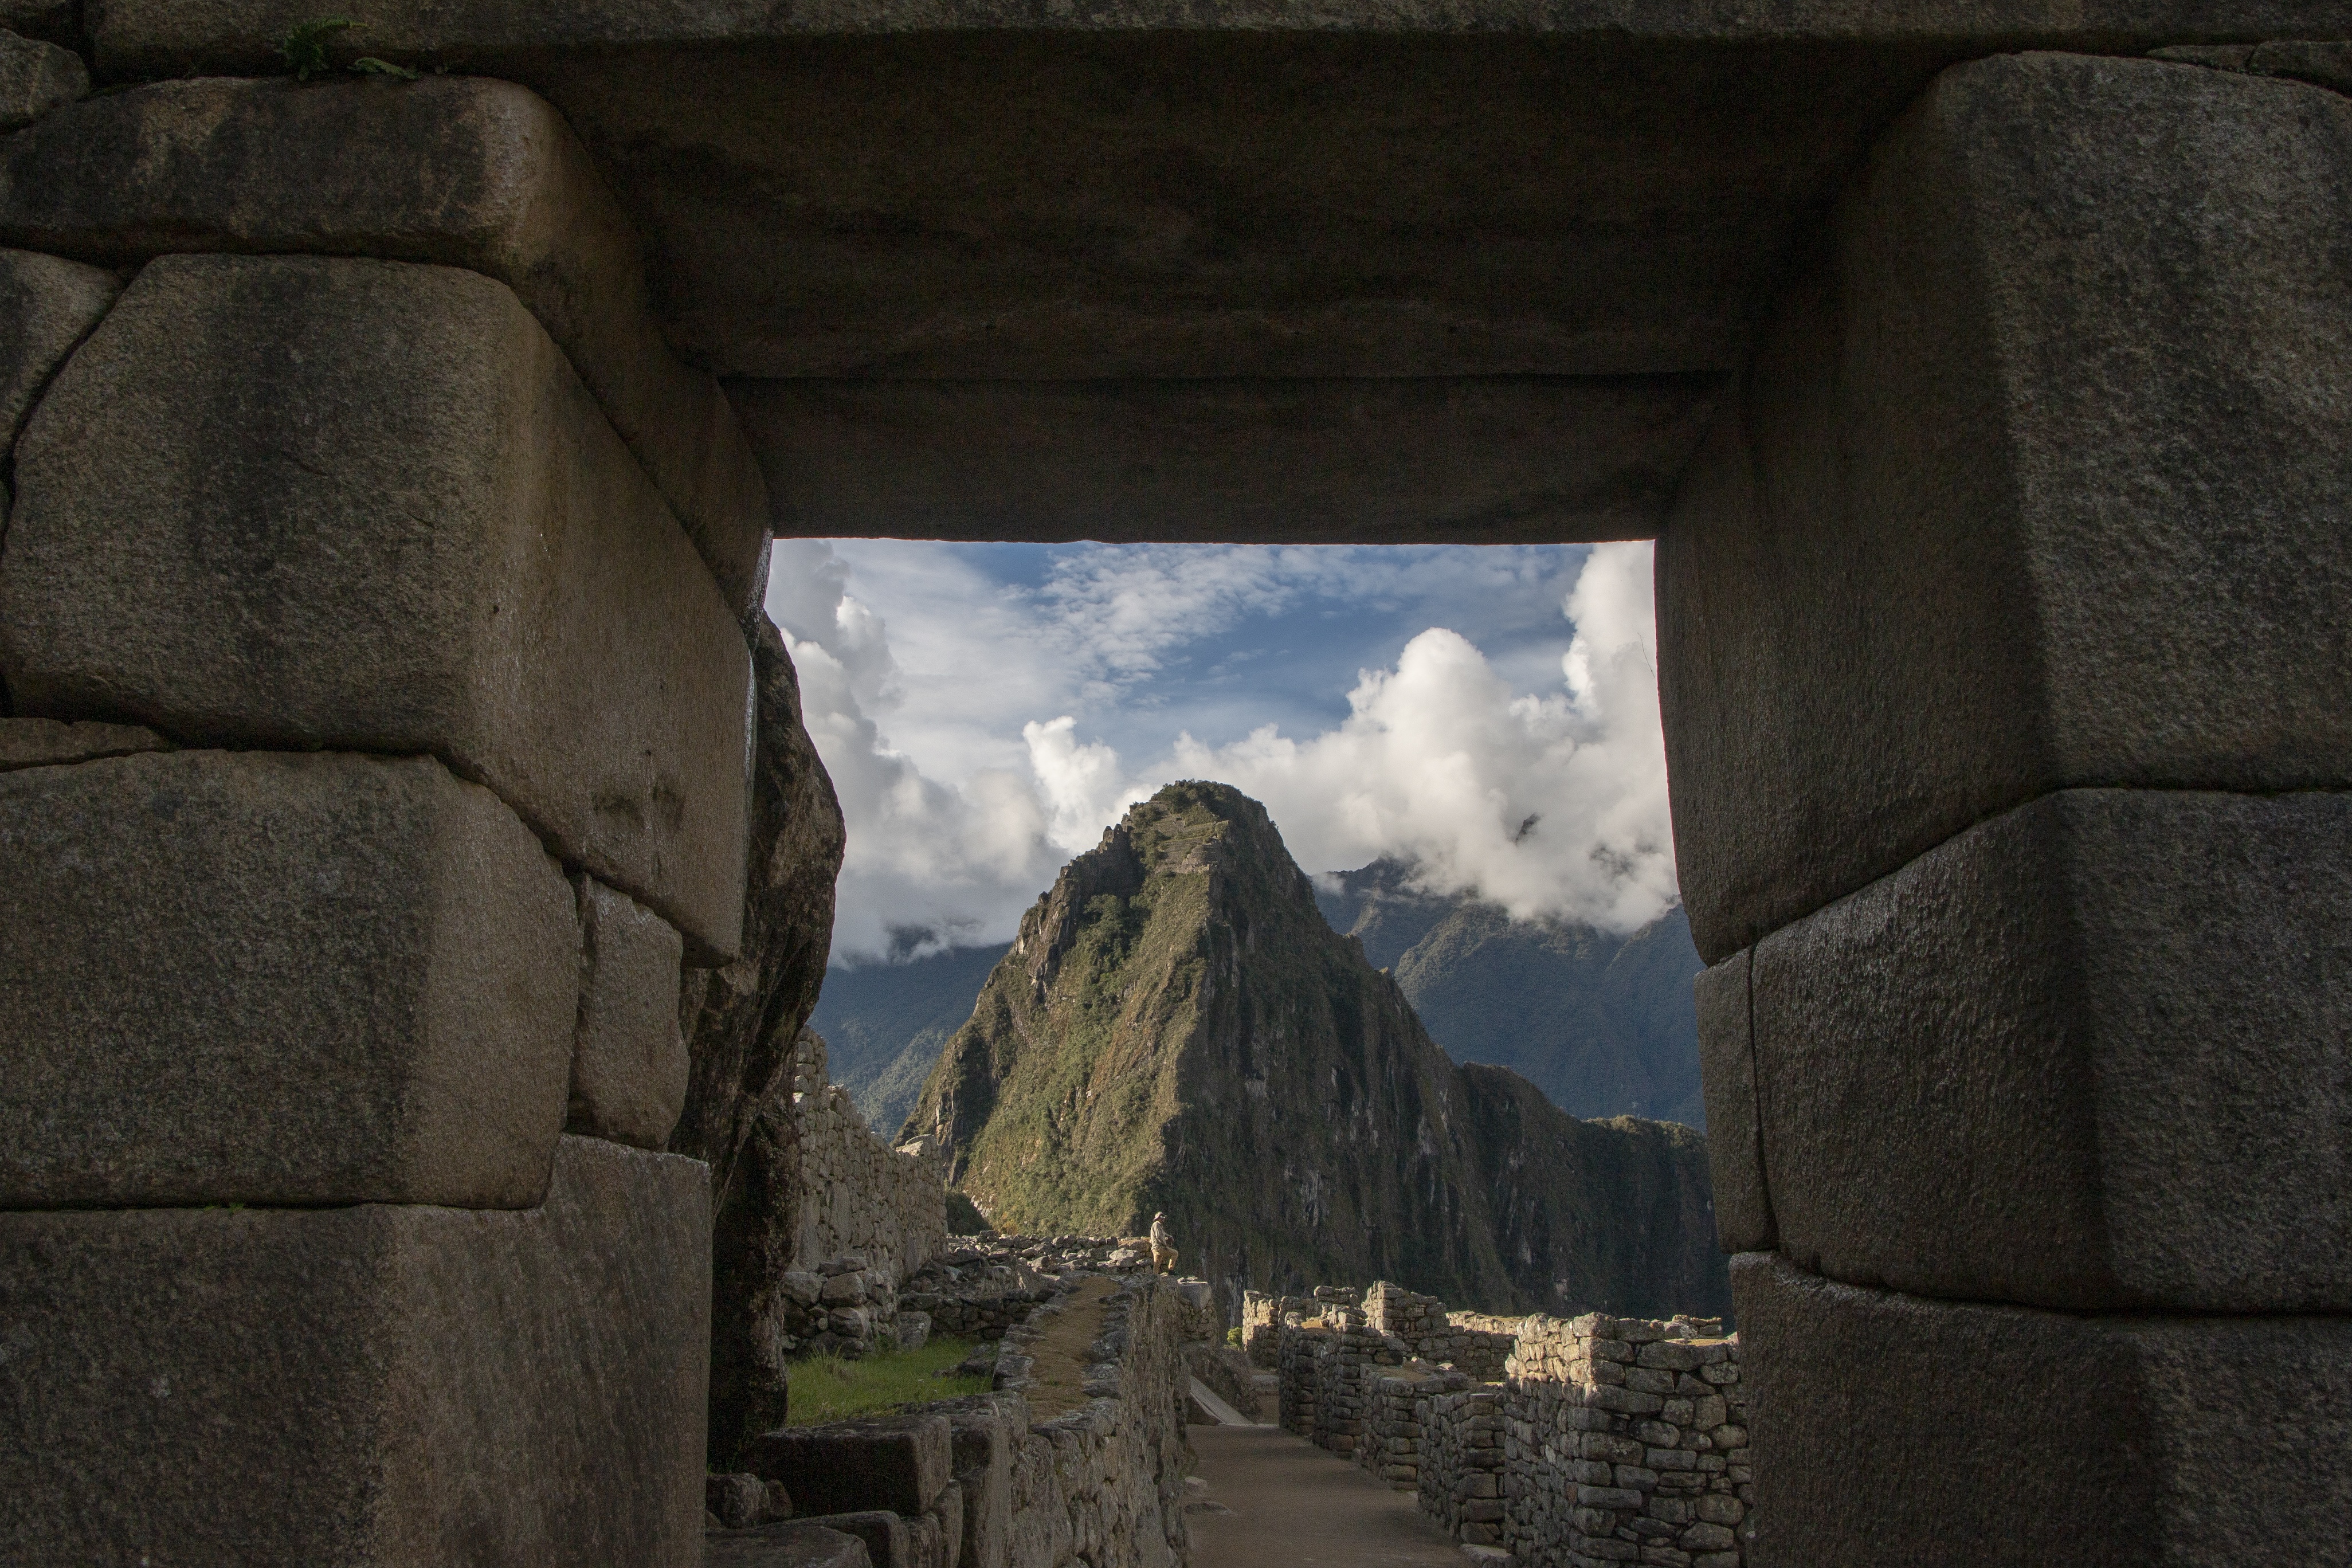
[1657,53,2352,963]
[0,1135,713,1567]
[1734,1252,2352,1568]
[707,1523,874,1568]
[1751,787,2352,1314]
[0,714,166,770]
[0,75,770,608]
[1692,949,1771,1254]
[0,253,750,958]
[745,1414,954,1518]
[0,29,81,132]
[0,245,115,448]
[570,874,689,1150]
[0,748,576,1208]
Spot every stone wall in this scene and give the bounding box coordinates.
[793,1028,948,1280]
[1499,1314,1747,1566]
[1275,1284,1747,1567]
[771,1028,948,1357]
[728,1272,1191,1568]
[1418,1384,1507,1546]
[1365,1281,1520,1382]
[993,1277,1190,1568]
[0,49,763,1561]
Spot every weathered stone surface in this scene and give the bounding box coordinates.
[1657,53,2352,963]
[1735,1251,2352,1568]
[790,1514,911,1568]
[0,29,81,131]
[0,75,771,607]
[0,246,115,449]
[0,748,577,1208]
[744,1415,953,1519]
[0,715,166,770]
[1749,787,2352,1314]
[571,875,689,1150]
[0,1135,712,1567]
[742,374,1714,544]
[707,1522,875,1568]
[0,253,750,958]
[0,2,73,46]
[1692,950,1770,1255]
[674,614,844,1467]
[947,1406,1011,1568]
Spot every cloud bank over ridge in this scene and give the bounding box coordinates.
[765,540,1676,961]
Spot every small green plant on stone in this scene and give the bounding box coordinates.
[1226,1326,1242,1348]
[281,17,352,80]
[281,17,419,81]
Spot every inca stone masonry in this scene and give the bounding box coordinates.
[2,6,2349,1565]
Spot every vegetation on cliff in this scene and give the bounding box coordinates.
[903,781,1728,1318]
[1318,861,1707,1126]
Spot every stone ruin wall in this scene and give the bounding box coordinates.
[774,1028,950,1357]
[715,1272,1191,1568]
[1272,1281,1749,1567]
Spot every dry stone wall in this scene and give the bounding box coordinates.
[1419,1384,1508,1546]
[1276,1281,1748,1567]
[1500,1314,1747,1567]
[774,1028,948,1357]
[726,1272,1191,1568]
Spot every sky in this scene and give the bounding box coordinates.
[763,539,1679,964]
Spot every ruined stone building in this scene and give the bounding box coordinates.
[2,5,2347,1565]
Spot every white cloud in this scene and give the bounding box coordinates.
[769,541,1066,960]
[1170,545,1676,931]
[769,539,1678,959]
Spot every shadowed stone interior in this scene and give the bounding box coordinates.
[76,2,2350,540]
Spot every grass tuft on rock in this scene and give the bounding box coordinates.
[785,1336,991,1426]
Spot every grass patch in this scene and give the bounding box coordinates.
[787,1336,993,1426]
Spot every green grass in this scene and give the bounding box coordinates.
[787,1337,993,1426]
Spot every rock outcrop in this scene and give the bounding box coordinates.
[904,781,1727,1320]
[672,616,846,1466]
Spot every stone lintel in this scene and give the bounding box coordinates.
[738,375,1714,544]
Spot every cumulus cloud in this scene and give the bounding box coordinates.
[768,540,1067,960]
[768,539,1678,961]
[1174,545,1676,932]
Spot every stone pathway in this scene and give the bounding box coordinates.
[1185,1425,1475,1567]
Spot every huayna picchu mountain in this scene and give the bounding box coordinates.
[902,781,1729,1319]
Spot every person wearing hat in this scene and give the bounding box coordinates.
[1148,1212,1178,1275]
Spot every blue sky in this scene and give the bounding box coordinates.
[765,539,1676,962]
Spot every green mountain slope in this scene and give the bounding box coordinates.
[1316,861,1706,1127]
[809,943,1013,1135]
[904,782,1728,1319]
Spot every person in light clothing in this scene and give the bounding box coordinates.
[1148,1212,1178,1275]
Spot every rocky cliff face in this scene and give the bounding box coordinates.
[904,781,1727,1319]
[672,614,846,1465]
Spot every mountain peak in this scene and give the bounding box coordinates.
[905,782,1727,1318]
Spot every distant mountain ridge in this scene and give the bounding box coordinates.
[809,943,1013,1138]
[901,781,1729,1319]
[1316,860,1707,1127]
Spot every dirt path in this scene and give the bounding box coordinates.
[1184,1425,1473,1567]
[1018,1276,1120,1420]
